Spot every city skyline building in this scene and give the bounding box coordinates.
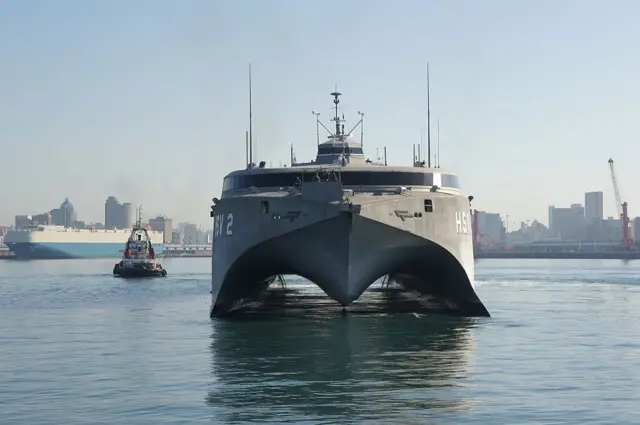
[149,216,173,244]
[585,191,604,222]
[104,196,135,230]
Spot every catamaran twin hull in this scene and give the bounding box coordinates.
[210,182,490,317]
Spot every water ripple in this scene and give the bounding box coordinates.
[0,259,639,424]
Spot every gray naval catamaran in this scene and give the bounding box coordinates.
[209,89,489,318]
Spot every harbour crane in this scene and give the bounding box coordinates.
[608,158,635,250]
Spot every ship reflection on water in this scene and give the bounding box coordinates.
[206,283,484,424]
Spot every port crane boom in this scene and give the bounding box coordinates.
[608,158,635,250]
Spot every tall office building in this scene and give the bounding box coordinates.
[104,196,137,229]
[585,191,604,222]
[50,198,77,227]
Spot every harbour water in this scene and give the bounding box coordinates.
[1,258,639,424]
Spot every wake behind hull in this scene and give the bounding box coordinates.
[6,242,166,260]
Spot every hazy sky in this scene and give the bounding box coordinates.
[1,0,639,229]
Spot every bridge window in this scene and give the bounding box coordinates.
[317,146,364,155]
[424,199,434,213]
[223,171,436,191]
[342,171,433,186]
[222,176,233,191]
[441,174,460,189]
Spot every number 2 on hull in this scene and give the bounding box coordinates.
[214,213,234,238]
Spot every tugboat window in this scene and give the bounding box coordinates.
[261,201,269,215]
[424,199,434,213]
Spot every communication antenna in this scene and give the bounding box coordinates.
[254,132,258,164]
[312,111,320,145]
[437,117,441,168]
[245,130,249,168]
[426,61,431,168]
[420,125,424,162]
[358,111,364,147]
[248,63,253,168]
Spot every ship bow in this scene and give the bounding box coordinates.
[211,211,489,317]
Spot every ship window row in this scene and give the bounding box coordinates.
[222,171,460,191]
[317,146,364,155]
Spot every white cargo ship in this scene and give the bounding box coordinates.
[3,225,165,259]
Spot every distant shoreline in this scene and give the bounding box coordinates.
[475,251,640,260]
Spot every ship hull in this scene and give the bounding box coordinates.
[210,182,489,317]
[113,262,167,278]
[115,268,166,278]
[5,242,165,260]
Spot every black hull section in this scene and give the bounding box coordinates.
[113,263,167,278]
[211,212,489,318]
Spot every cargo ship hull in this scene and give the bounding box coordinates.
[5,242,166,259]
[3,226,165,260]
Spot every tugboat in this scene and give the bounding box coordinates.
[113,207,167,278]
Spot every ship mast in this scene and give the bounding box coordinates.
[331,88,346,161]
[331,89,342,136]
[135,206,143,228]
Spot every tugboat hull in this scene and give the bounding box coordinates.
[113,262,167,278]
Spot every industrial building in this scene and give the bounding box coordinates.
[104,196,135,230]
[585,191,604,222]
[548,204,585,241]
[149,216,173,244]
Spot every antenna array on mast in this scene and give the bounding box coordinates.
[331,88,343,136]
[312,90,365,148]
